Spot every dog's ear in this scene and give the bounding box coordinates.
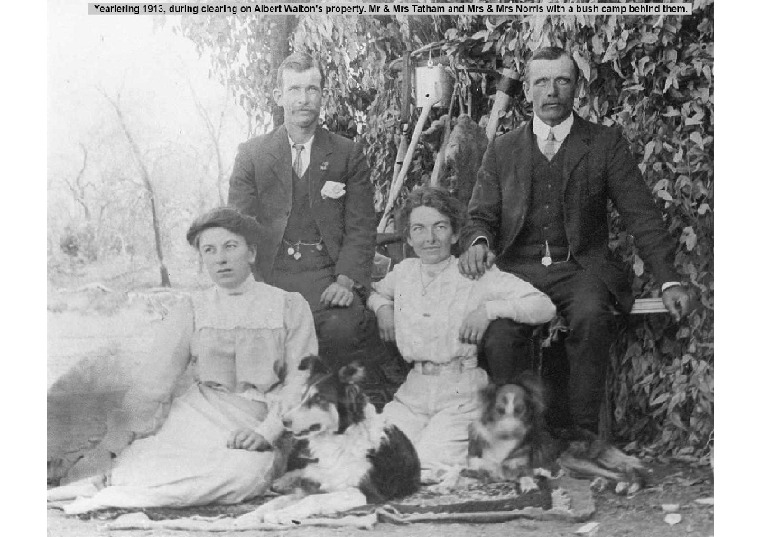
[338,362,366,385]
[298,355,330,376]
[517,371,546,416]
[337,364,369,433]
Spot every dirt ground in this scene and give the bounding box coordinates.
[48,461,714,537]
[46,269,714,537]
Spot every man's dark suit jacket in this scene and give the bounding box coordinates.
[460,114,679,313]
[228,125,376,289]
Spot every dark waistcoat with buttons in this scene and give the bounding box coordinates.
[511,136,569,250]
[281,166,322,244]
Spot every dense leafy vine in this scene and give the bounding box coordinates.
[178,0,713,459]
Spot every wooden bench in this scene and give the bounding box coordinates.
[629,297,669,315]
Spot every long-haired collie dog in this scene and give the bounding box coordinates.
[466,373,647,493]
[235,356,420,526]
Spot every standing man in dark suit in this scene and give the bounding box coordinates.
[459,47,693,435]
[228,52,376,369]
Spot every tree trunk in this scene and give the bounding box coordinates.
[269,16,297,128]
[64,144,92,221]
[102,90,171,287]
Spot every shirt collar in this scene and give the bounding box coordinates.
[287,134,315,154]
[218,274,257,296]
[532,113,574,142]
[418,255,456,275]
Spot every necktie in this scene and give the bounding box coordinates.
[292,143,305,178]
[543,130,558,161]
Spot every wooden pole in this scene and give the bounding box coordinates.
[392,51,412,185]
[378,100,435,232]
[485,68,521,142]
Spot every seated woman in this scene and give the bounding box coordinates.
[48,207,318,513]
[368,187,556,482]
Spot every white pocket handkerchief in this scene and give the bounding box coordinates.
[321,181,346,200]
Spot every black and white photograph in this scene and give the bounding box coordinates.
[39,1,722,535]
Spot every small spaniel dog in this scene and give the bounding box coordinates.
[236,356,420,525]
[466,373,646,493]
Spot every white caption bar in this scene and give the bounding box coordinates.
[87,3,694,16]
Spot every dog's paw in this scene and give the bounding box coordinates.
[533,466,560,479]
[271,471,322,494]
[460,467,500,483]
[519,475,539,493]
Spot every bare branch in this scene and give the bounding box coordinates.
[99,87,171,287]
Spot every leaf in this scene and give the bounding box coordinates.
[641,33,658,45]
[694,497,714,506]
[653,178,670,192]
[670,413,687,430]
[662,504,680,512]
[643,140,656,161]
[685,115,703,126]
[633,254,644,277]
[657,190,673,202]
[573,50,591,81]
[664,513,682,525]
[680,227,697,251]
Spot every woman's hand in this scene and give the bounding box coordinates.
[227,428,271,451]
[64,446,117,482]
[459,305,491,344]
[376,304,395,342]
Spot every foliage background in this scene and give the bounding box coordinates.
[176,0,714,459]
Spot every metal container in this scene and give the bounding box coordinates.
[414,59,453,108]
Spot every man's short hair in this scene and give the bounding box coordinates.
[401,186,465,236]
[276,52,325,89]
[525,46,580,83]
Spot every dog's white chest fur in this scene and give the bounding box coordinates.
[303,414,388,492]
[482,437,521,466]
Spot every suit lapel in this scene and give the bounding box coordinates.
[309,128,334,204]
[562,114,592,193]
[265,125,294,195]
[510,123,534,232]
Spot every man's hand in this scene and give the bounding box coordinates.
[376,304,396,342]
[227,428,271,451]
[320,275,355,307]
[662,285,694,322]
[458,243,496,280]
[459,305,491,344]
